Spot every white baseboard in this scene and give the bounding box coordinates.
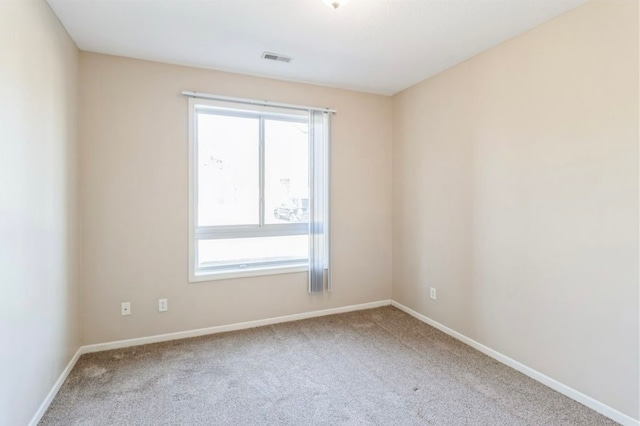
[31,299,637,426]
[29,347,82,426]
[81,299,392,354]
[390,300,639,426]
[31,300,391,424]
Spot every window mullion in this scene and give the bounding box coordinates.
[195,224,307,240]
[259,117,265,227]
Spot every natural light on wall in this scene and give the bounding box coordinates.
[185,92,333,292]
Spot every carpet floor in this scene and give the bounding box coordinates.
[41,306,616,425]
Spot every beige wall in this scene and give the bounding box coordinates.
[0,1,79,424]
[7,0,632,422]
[392,0,639,420]
[79,53,393,345]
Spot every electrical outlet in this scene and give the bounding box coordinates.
[121,302,131,316]
[430,287,437,300]
[158,298,168,312]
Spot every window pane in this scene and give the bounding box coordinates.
[197,112,259,226]
[197,235,308,269]
[264,119,309,224]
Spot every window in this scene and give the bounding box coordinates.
[189,99,312,280]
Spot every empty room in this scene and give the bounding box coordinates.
[1,0,638,425]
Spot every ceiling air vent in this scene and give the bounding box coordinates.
[261,52,292,63]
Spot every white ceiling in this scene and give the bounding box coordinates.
[47,0,587,95]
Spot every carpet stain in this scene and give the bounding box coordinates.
[81,365,107,378]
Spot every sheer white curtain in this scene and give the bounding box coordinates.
[308,110,331,293]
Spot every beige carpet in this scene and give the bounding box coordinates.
[41,306,616,425]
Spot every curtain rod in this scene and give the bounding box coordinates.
[181,91,337,114]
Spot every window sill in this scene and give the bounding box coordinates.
[190,264,308,283]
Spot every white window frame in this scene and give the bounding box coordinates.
[188,98,310,282]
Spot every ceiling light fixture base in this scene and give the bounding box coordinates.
[323,0,348,10]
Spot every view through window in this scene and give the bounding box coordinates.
[192,103,310,276]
